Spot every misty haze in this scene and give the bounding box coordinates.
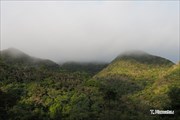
[0,1,179,120]
[1,1,179,63]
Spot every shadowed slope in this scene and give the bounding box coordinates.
[0,48,60,70]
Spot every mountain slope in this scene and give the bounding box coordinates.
[95,51,174,85]
[113,51,173,65]
[93,51,179,119]
[93,51,175,103]
[0,48,59,70]
[61,62,108,75]
[130,63,180,109]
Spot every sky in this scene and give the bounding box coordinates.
[1,1,179,63]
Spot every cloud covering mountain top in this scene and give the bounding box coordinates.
[1,1,179,63]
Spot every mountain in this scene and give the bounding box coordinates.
[0,48,60,70]
[94,51,175,102]
[93,51,179,119]
[95,51,174,84]
[0,49,179,120]
[61,62,108,75]
[113,50,174,65]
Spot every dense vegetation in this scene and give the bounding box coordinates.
[0,48,179,120]
[61,62,108,76]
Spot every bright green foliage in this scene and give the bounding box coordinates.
[49,103,62,119]
[130,64,180,109]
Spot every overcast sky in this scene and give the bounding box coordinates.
[1,1,179,63]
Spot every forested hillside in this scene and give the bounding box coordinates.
[61,62,108,76]
[0,49,179,120]
[1,48,59,70]
[93,51,179,120]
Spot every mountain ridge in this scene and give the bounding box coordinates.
[95,51,174,78]
[113,50,174,66]
[0,48,60,70]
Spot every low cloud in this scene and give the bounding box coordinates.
[1,1,179,63]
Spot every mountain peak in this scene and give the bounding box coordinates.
[114,50,174,66]
[118,50,149,57]
[0,48,59,70]
[1,47,28,58]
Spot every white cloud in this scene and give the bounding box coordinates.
[1,1,179,63]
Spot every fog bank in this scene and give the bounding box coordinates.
[1,1,179,63]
